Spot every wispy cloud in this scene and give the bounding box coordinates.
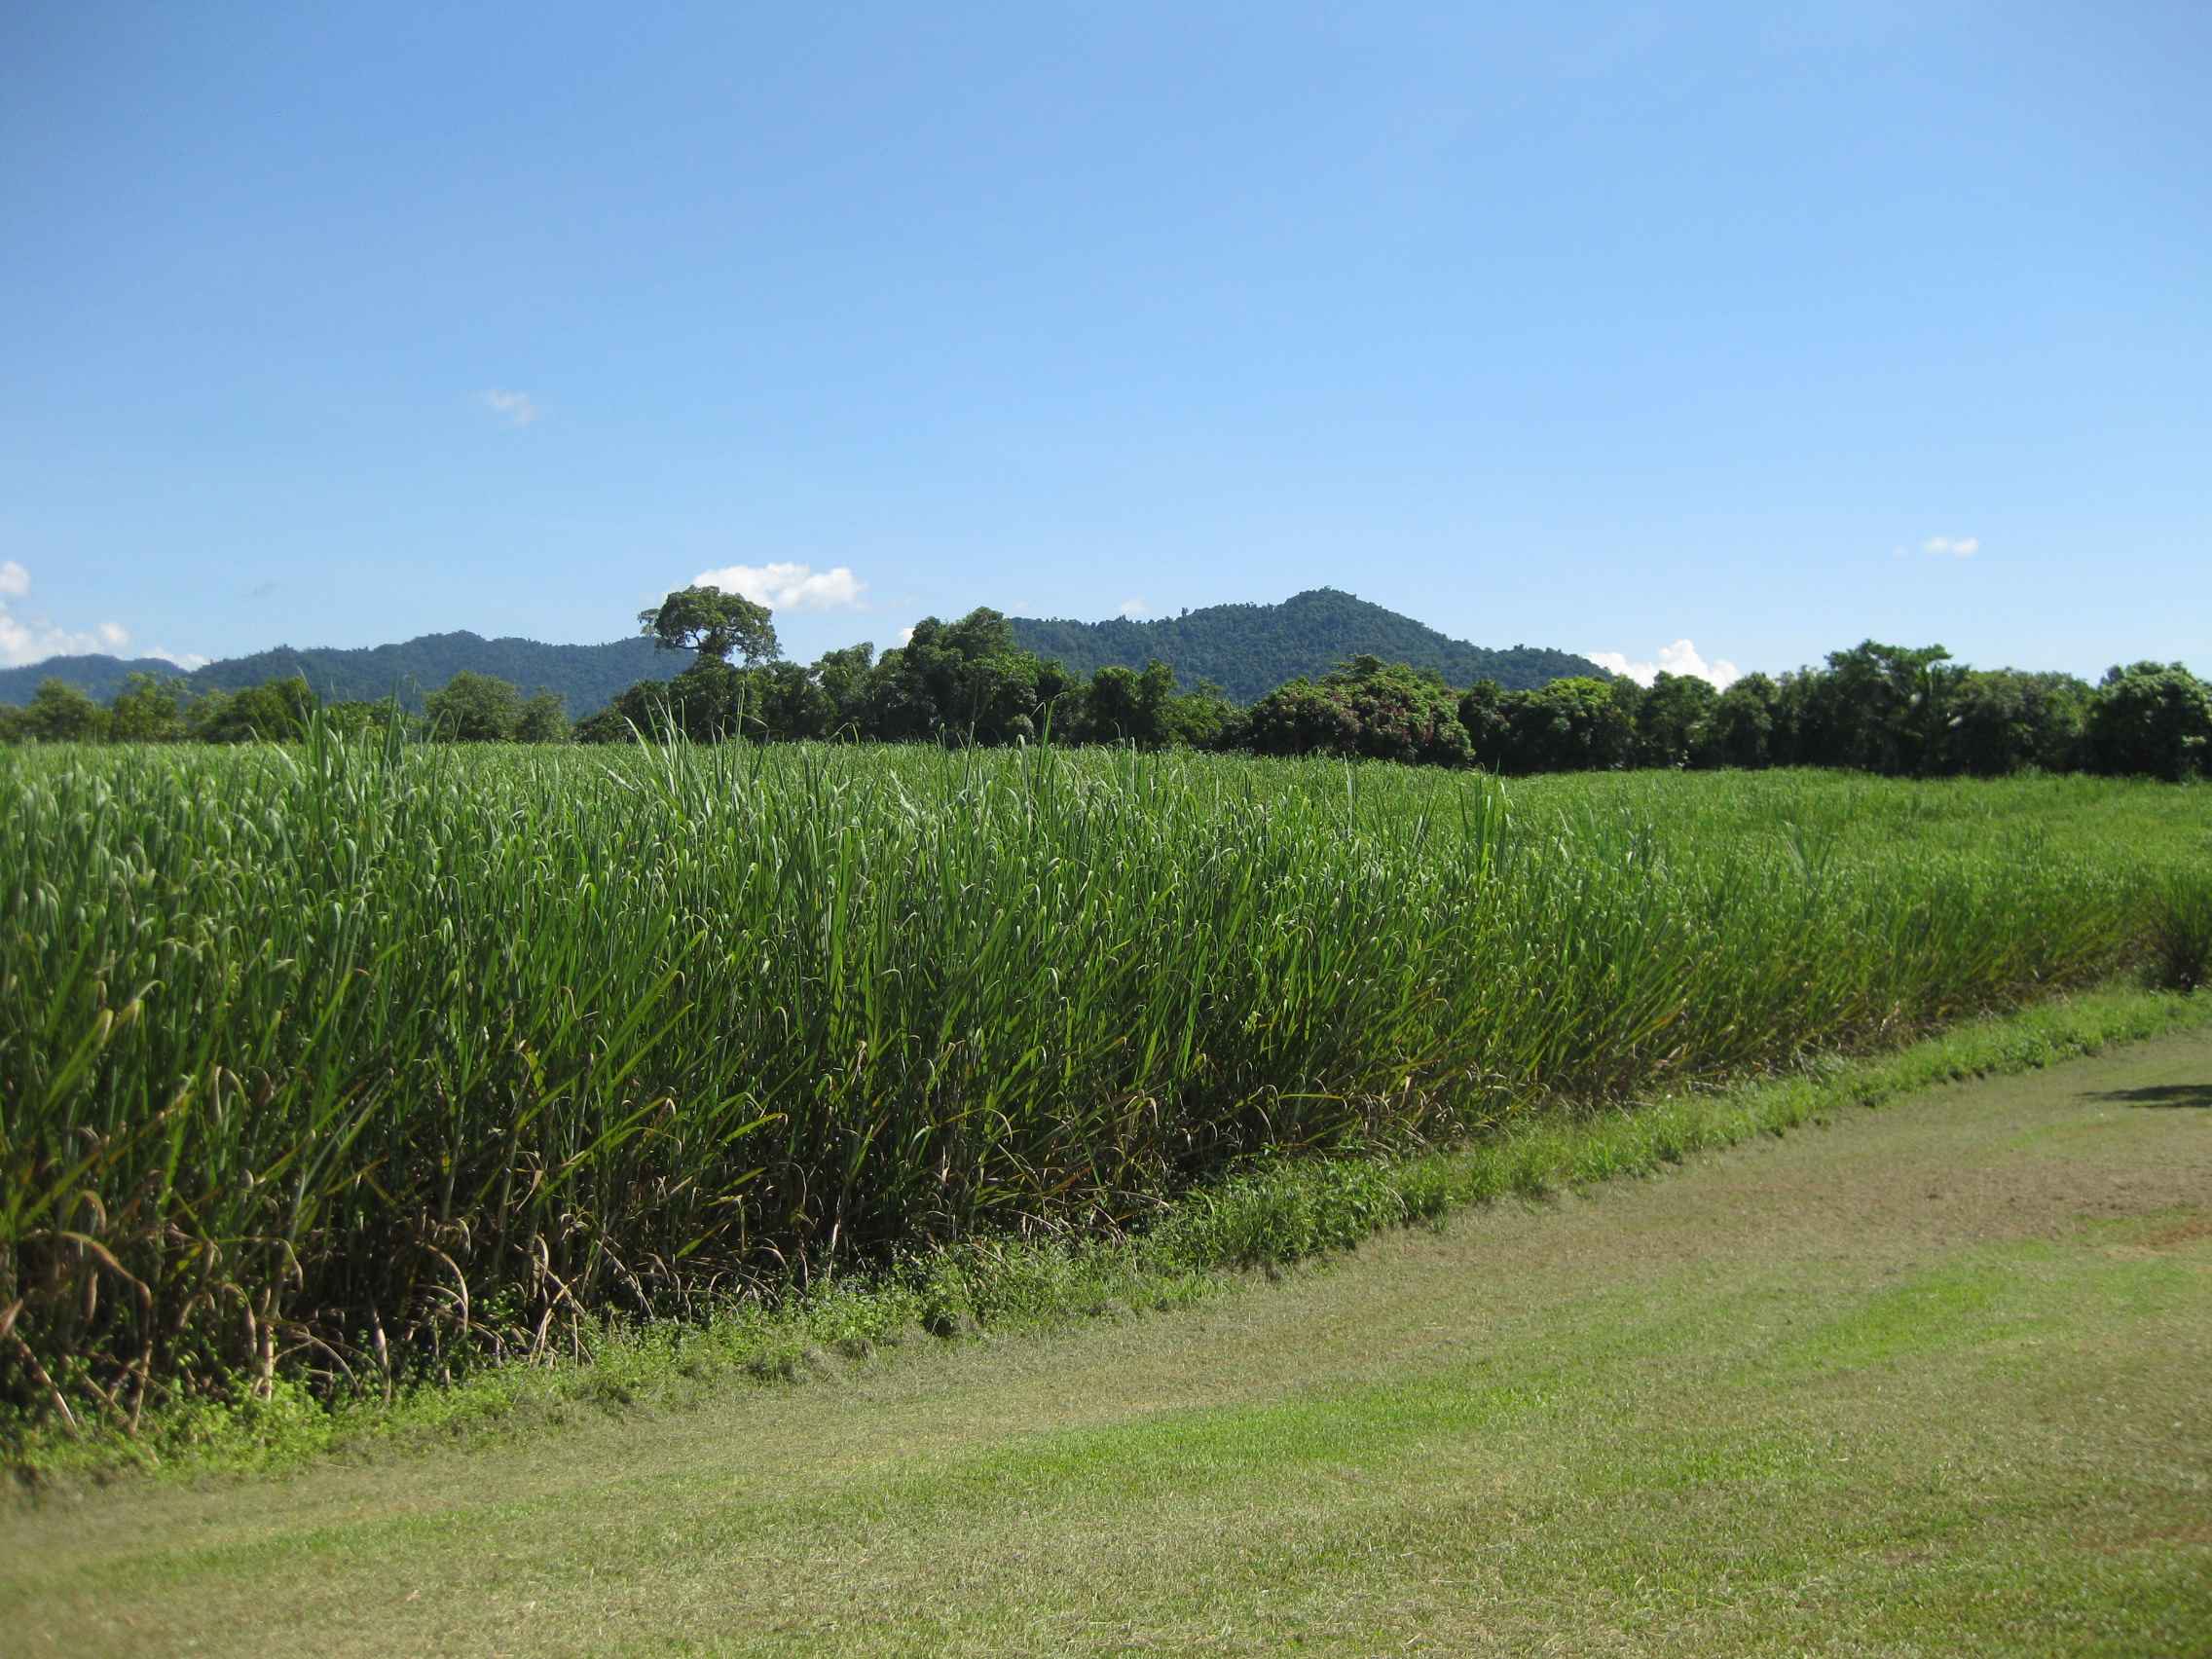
[693,562,867,612]
[1585,640,1743,690]
[1117,597,1149,619]
[0,562,136,668]
[149,646,213,671]
[478,388,539,427]
[1920,535,1979,558]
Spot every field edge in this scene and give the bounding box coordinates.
[10,977,2210,1494]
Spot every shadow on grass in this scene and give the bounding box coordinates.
[2088,1084,2212,1109]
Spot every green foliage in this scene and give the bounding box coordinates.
[1011,587,1610,703]
[419,673,569,744]
[1791,641,1960,774]
[2082,660,2212,781]
[810,642,877,738]
[1073,661,1178,748]
[1235,676,1356,757]
[513,690,570,744]
[187,676,315,743]
[1704,673,1778,769]
[1237,655,1474,765]
[10,610,2210,797]
[321,697,411,738]
[106,673,189,742]
[1456,680,1511,768]
[1632,672,1720,769]
[1160,679,1236,751]
[10,968,2206,1488]
[4,743,2204,1437]
[858,609,1079,745]
[639,585,780,667]
[745,660,830,741]
[583,632,1265,757]
[2144,872,2212,993]
[14,679,110,741]
[1497,675,1637,772]
[1941,668,2088,776]
[424,670,527,740]
[664,659,754,739]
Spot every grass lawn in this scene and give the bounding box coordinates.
[5,1023,2209,1656]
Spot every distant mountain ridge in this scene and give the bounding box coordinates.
[1010,588,1606,703]
[0,633,686,716]
[3,590,1604,715]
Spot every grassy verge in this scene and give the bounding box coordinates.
[13,978,2207,1492]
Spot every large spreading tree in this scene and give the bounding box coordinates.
[639,585,780,667]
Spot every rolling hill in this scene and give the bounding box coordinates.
[3,590,1604,715]
[1010,588,1606,703]
[0,633,686,716]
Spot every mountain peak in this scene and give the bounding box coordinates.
[1008,591,1604,704]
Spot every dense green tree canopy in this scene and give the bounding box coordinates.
[424,671,527,741]
[514,691,570,744]
[640,586,780,667]
[1632,673,1720,769]
[8,680,110,742]
[1941,669,2087,777]
[2082,662,2212,781]
[1074,661,1178,747]
[1238,656,1474,767]
[1498,677,1637,773]
[1704,674,1778,770]
[191,678,316,744]
[107,673,188,743]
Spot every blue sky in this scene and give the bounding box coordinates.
[3,2,2205,686]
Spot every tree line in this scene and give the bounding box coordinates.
[7,585,2208,781]
[1239,644,2209,781]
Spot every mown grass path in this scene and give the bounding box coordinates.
[7,1026,2210,1656]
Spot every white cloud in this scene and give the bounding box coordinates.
[479,388,539,427]
[898,624,916,646]
[693,562,867,613]
[1118,597,1149,619]
[1921,535,1979,558]
[1585,640,1743,690]
[0,562,136,668]
[149,646,213,671]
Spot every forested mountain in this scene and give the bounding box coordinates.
[1010,588,1605,703]
[0,633,686,715]
[0,653,188,707]
[3,589,1595,714]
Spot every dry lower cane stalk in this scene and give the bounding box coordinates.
[11,1335,79,1435]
